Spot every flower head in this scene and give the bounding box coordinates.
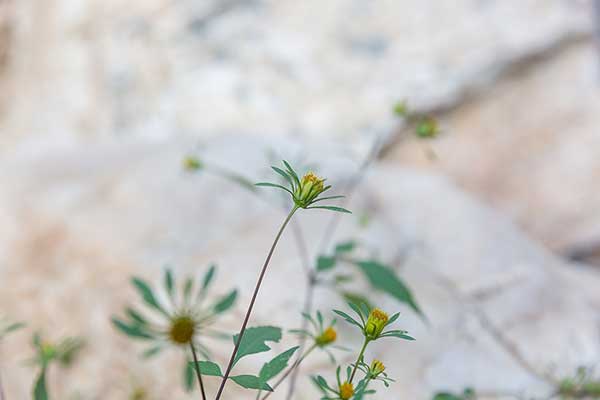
[112,265,237,359]
[316,326,337,347]
[370,359,385,376]
[339,381,354,400]
[364,308,388,340]
[255,160,351,213]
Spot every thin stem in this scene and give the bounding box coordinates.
[349,339,369,384]
[0,371,5,400]
[284,274,316,399]
[214,206,299,400]
[262,344,317,400]
[190,342,207,400]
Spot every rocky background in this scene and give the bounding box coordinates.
[1,1,600,399]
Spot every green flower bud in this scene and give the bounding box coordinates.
[364,308,388,340]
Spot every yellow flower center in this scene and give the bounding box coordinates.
[339,382,354,400]
[169,316,196,344]
[315,327,337,346]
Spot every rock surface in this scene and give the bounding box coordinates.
[0,0,592,153]
[1,137,599,399]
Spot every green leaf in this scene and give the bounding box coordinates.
[191,360,223,377]
[335,241,356,254]
[111,317,154,340]
[307,205,352,214]
[332,310,362,329]
[33,368,48,400]
[184,361,195,392]
[230,375,273,391]
[381,330,415,341]
[316,256,336,272]
[142,345,163,359]
[341,292,373,312]
[183,276,194,304]
[259,346,299,382]
[282,160,300,186]
[433,394,463,400]
[233,326,282,365]
[271,166,294,186]
[255,182,293,195]
[125,308,147,326]
[213,290,238,314]
[355,260,422,316]
[203,265,216,290]
[164,268,175,300]
[131,277,168,317]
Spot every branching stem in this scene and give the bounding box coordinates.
[214,206,299,400]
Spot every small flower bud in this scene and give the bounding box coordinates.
[315,326,337,346]
[339,381,354,400]
[416,117,439,138]
[364,308,388,340]
[294,172,325,207]
[183,156,203,171]
[370,359,385,376]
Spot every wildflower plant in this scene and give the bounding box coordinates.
[29,333,84,400]
[112,265,238,398]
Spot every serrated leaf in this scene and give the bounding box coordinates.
[316,256,336,272]
[111,317,154,340]
[213,290,238,314]
[259,346,299,381]
[355,260,422,316]
[191,360,223,377]
[233,326,282,365]
[230,375,273,391]
[131,277,168,317]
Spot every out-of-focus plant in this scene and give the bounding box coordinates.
[432,388,476,400]
[112,265,238,399]
[558,367,600,399]
[0,315,25,400]
[29,333,84,400]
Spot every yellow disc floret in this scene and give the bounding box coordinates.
[364,308,389,340]
[339,382,354,400]
[315,326,337,346]
[169,316,196,344]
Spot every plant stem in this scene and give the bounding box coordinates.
[214,206,299,400]
[190,342,207,400]
[262,344,317,400]
[0,370,5,400]
[349,339,369,383]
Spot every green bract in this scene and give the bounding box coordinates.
[255,160,351,213]
[333,302,415,343]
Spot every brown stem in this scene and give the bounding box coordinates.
[214,206,299,400]
[190,342,207,400]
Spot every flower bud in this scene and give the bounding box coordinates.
[315,326,337,346]
[294,172,325,207]
[339,381,354,400]
[364,308,388,340]
[370,359,385,376]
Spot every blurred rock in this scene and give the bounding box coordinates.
[0,0,592,154]
[386,41,600,256]
[0,137,599,398]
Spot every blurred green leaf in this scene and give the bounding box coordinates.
[184,361,195,392]
[33,368,48,400]
[335,241,356,254]
[213,290,238,314]
[164,268,175,300]
[316,256,336,272]
[131,277,168,317]
[355,260,422,316]
[111,317,154,340]
[341,292,373,312]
